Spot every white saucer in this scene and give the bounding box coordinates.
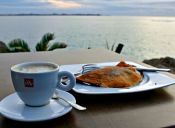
[0,90,76,122]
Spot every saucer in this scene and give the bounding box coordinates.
[0,90,76,122]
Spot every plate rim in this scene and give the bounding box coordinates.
[72,83,174,95]
[60,61,175,95]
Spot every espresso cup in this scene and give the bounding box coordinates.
[11,61,76,107]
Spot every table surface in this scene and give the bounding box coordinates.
[0,48,175,128]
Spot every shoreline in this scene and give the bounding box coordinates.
[0,14,101,16]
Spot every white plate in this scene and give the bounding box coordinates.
[0,90,76,122]
[60,61,175,94]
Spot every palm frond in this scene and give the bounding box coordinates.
[36,33,55,51]
[8,39,30,52]
[9,47,29,52]
[0,41,9,53]
[35,42,43,51]
[48,42,67,51]
[111,42,116,51]
[105,40,110,50]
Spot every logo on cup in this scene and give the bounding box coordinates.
[24,78,34,87]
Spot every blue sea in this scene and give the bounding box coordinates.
[0,16,175,61]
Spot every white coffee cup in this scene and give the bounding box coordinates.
[11,61,76,107]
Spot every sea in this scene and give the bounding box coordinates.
[0,16,175,61]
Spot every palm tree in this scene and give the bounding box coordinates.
[35,33,67,51]
[48,42,67,51]
[0,33,67,53]
[8,39,30,52]
[0,41,9,53]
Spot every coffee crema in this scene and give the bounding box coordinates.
[14,64,56,73]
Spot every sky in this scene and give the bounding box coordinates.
[0,0,175,16]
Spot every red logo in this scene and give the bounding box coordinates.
[24,78,34,87]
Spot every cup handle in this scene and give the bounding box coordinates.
[57,71,76,91]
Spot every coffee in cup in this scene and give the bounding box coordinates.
[11,61,76,107]
[14,63,56,73]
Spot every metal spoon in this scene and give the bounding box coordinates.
[52,90,86,111]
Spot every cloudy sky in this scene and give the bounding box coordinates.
[0,0,175,16]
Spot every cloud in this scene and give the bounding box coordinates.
[47,0,81,8]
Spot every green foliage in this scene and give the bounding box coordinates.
[105,40,116,51]
[105,40,110,50]
[105,41,124,53]
[35,33,55,51]
[35,33,67,51]
[48,42,67,51]
[0,33,67,53]
[8,39,30,52]
[0,41,9,53]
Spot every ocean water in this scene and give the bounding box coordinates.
[0,16,175,61]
